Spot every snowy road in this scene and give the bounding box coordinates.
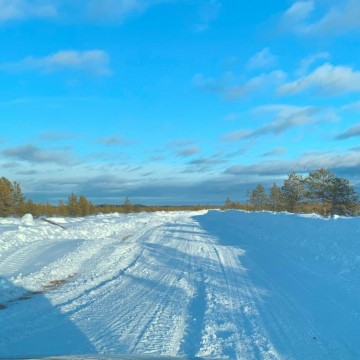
[1,210,360,359]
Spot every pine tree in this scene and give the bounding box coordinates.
[12,181,25,216]
[250,184,268,210]
[224,196,233,209]
[269,183,283,211]
[281,172,305,212]
[306,168,358,216]
[326,177,358,217]
[67,193,80,217]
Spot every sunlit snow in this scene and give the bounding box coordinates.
[0,210,359,359]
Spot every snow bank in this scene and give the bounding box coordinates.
[195,210,360,278]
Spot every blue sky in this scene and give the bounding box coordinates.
[1,0,360,205]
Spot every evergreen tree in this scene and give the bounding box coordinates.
[12,181,25,216]
[306,168,358,216]
[67,192,79,217]
[224,196,233,209]
[250,184,268,210]
[281,172,305,212]
[269,183,283,211]
[328,177,358,216]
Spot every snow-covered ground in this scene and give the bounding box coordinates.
[1,210,360,359]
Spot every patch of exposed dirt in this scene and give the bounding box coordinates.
[1,273,77,309]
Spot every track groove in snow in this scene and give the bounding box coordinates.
[1,210,360,359]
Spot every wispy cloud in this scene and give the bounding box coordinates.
[221,105,326,141]
[342,100,360,112]
[184,155,226,174]
[189,157,224,166]
[280,0,360,36]
[193,70,286,100]
[167,139,194,147]
[97,135,136,146]
[0,50,112,76]
[246,48,277,71]
[226,149,360,178]
[335,124,360,140]
[2,144,73,165]
[279,63,360,95]
[261,147,287,157]
[221,130,252,142]
[0,0,57,22]
[39,131,75,142]
[164,139,200,157]
[282,1,314,25]
[176,146,200,157]
[0,0,178,24]
[85,0,147,22]
[296,51,330,75]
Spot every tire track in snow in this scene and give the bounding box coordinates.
[180,267,206,358]
[69,218,192,355]
[190,230,280,359]
[59,246,145,314]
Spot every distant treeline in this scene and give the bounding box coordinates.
[0,177,218,217]
[0,168,359,218]
[224,168,359,217]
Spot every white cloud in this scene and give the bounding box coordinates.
[280,1,314,32]
[221,130,252,142]
[279,63,360,95]
[0,0,57,22]
[98,135,136,146]
[176,146,200,157]
[246,48,277,71]
[226,150,360,177]
[296,51,330,75]
[335,124,360,140]
[221,104,334,141]
[0,0,177,24]
[2,144,73,165]
[262,147,287,157]
[86,0,145,22]
[281,0,360,36]
[302,0,360,35]
[283,1,314,21]
[0,50,112,76]
[342,101,360,112]
[193,70,286,100]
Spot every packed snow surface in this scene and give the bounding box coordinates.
[1,210,360,359]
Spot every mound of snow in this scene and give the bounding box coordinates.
[20,214,34,226]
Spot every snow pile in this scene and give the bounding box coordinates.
[0,210,359,359]
[21,213,34,226]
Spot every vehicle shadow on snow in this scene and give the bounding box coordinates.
[0,276,95,357]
